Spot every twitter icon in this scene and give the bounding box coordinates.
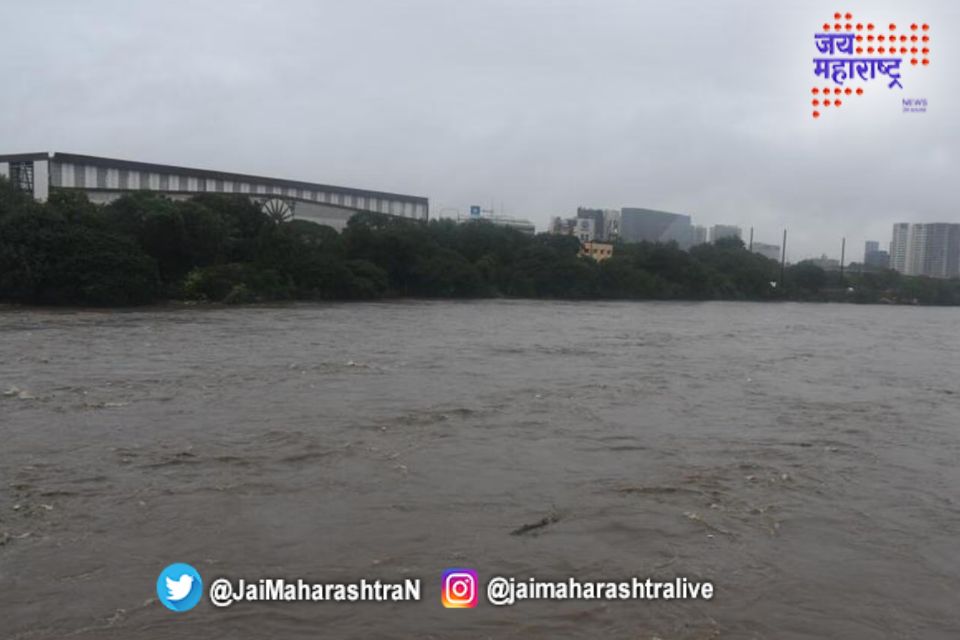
[156,563,203,611]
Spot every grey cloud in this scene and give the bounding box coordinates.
[1,0,957,260]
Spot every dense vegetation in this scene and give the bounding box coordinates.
[1,178,958,306]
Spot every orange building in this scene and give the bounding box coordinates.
[579,241,613,262]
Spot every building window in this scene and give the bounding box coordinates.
[119,170,129,190]
[61,163,74,187]
[9,161,34,193]
[97,167,107,188]
[215,179,224,193]
[49,162,62,187]
[140,171,150,190]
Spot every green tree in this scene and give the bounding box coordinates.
[787,261,829,295]
[0,211,159,305]
[0,176,38,219]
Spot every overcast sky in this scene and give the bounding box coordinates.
[2,0,957,260]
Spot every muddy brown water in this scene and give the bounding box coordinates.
[2,301,958,639]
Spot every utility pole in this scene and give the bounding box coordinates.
[749,227,754,251]
[839,237,846,279]
[780,229,787,289]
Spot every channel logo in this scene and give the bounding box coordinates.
[156,563,203,611]
[441,568,478,608]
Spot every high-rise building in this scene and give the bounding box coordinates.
[921,223,960,277]
[906,225,928,275]
[710,225,742,243]
[620,207,693,248]
[890,223,911,273]
[691,225,708,246]
[889,223,960,278]
[863,240,889,269]
[864,250,890,269]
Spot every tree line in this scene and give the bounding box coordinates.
[1,178,958,306]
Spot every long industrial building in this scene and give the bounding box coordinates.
[0,152,428,230]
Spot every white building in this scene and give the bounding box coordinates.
[551,208,619,242]
[889,223,910,273]
[0,151,429,231]
[575,217,596,243]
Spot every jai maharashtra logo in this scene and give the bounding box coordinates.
[811,11,932,118]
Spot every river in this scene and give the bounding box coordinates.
[2,300,958,639]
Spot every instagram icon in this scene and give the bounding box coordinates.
[441,569,478,608]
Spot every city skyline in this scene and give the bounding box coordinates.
[1,0,956,261]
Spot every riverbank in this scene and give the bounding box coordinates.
[2,183,959,307]
[0,290,954,310]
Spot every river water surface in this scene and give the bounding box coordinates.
[2,301,959,639]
